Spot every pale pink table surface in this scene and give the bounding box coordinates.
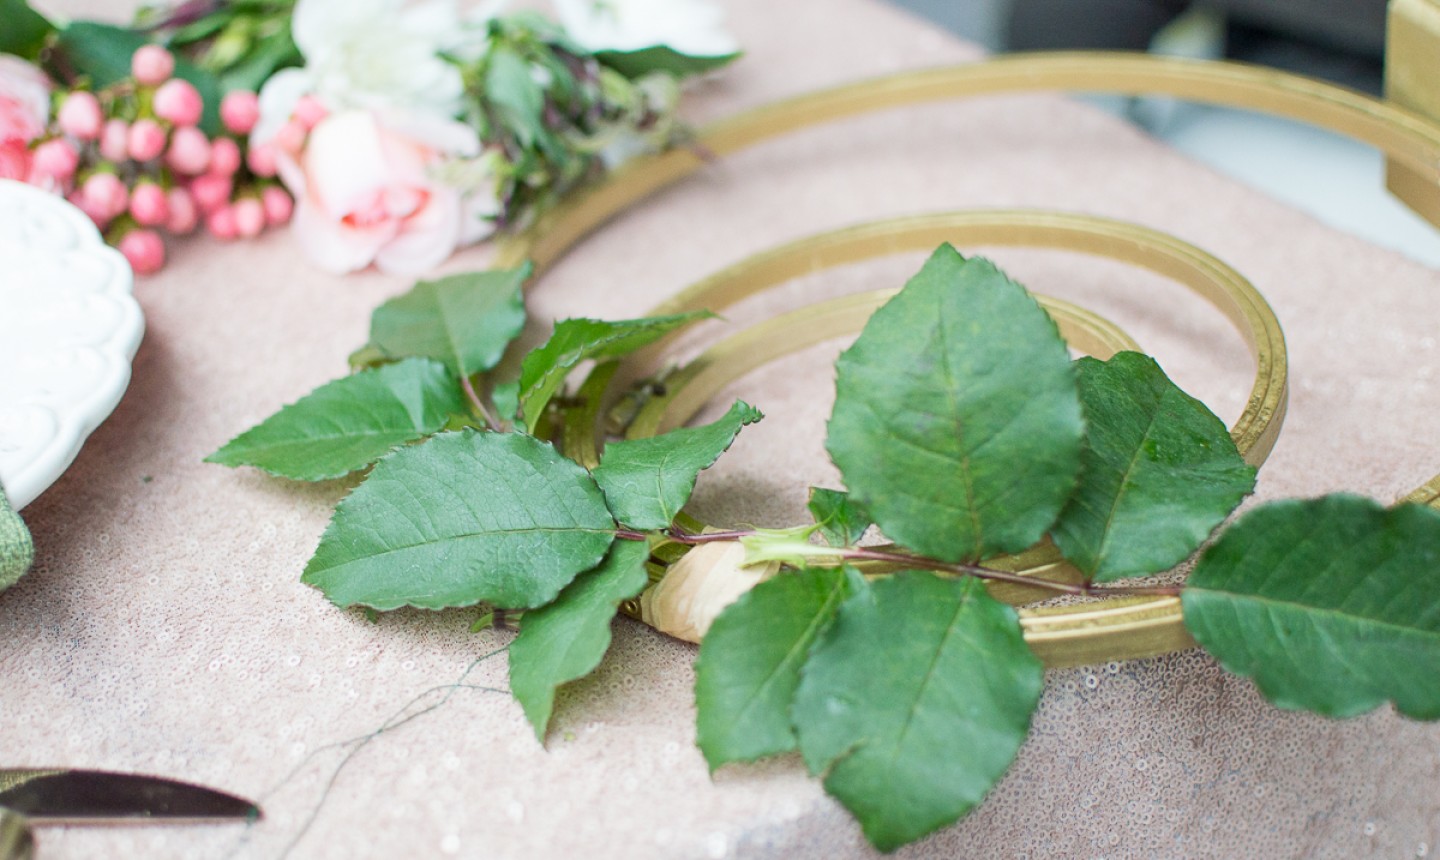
[7,0,1440,857]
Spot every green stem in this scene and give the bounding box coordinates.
[659,526,1184,598]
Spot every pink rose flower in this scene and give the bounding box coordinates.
[287,109,479,274]
[0,55,52,183]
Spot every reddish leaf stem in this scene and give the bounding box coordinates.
[461,374,502,431]
[653,526,1184,598]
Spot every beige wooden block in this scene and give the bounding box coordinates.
[1385,0,1440,227]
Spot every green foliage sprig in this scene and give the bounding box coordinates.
[211,245,1440,852]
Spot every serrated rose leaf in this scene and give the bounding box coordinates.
[303,430,615,611]
[1051,352,1256,582]
[825,245,1083,563]
[593,401,763,530]
[807,488,872,547]
[206,358,465,481]
[694,566,856,771]
[1183,495,1440,720]
[509,539,650,740]
[368,265,531,377]
[518,312,711,433]
[792,572,1042,852]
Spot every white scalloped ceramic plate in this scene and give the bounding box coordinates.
[0,179,144,511]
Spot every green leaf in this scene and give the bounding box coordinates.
[302,430,616,611]
[485,45,547,149]
[593,400,762,530]
[595,46,740,79]
[214,28,302,94]
[1183,495,1440,720]
[694,566,856,770]
[825,245,1083,564]
[0,0,56,60]
[206,358,465,481]
[55,23,224,134]
[807,488,872,547]
[517,312,710,433]
[491,380,520,424]
[163,9,236,46]
[368,265,531,378]
[792,572,1043,851]
[509,539,650,740]
[1050,352,1256,582]
[347,343,392,371]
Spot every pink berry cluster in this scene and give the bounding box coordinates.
[34,44,292,275]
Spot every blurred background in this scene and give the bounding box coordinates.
[886,0,1440,265]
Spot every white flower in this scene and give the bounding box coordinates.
[254,0,497,144]
[554,0,739,57]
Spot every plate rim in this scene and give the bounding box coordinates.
[0,179,145,511]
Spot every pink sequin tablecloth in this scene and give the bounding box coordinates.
[6,0,1440,856]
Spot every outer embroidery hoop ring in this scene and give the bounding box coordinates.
[575,211,1286,667]
[493,54,1440,665]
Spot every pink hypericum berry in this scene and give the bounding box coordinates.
[232,197,265,238]
[293,95,328,129]
[208,137,241,177]
[165,187,198,234]
[261,186,293,225]
[99,119,130,162]
[245,142,277,178]
[219,90,260,135]
[129,181,170,227]
[165,125,211,175]
[82,172,128,221]
[118,228,166,274]
[153,78,203,127]
[188,172,232,213]
[56,92,103,140]
[32,139,79,181]
[69,189,111,227]
[206,204,238,240]
[127,118,167,162]
[130,45,175,86]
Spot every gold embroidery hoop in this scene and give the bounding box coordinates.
[573,211,1287,666]
[492,54,1440,666]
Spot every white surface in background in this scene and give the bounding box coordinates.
[1157,104,1440,268]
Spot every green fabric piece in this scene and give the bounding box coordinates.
[0,483,34,591]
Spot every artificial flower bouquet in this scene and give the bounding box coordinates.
[0,0,739,274]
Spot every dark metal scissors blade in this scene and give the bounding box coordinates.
[0,770,260,824]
